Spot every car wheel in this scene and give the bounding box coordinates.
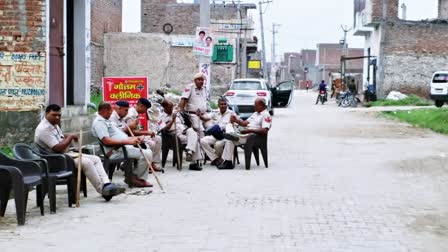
[435,100,444,108]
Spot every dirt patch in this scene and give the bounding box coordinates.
[393,156,448,176]
[409,213,448,237]
[327,123,429,139]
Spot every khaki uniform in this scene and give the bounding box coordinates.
[161,112,202,161]
[92,115,151,181]
[200,109,235,161]
[181,83,207,132]
[34,118,109,194]
[123,106,162,163]
[222,110,272,161]
[109,110,127,131]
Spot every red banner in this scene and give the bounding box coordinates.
[103,76,148,130]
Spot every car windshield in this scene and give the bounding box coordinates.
[231,81,262,90]
[433,74,448,83]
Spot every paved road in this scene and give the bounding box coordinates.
[2,91,448,252]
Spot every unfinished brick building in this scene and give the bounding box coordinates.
[354,0,448,98]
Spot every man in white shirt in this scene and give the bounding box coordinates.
[199,98,235,167]
[218,98,272,169]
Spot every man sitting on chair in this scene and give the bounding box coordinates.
[123,98,163,172]
[160,100,203,171]
[199,98,235,167]
[92,102,153,187]
[34,104,126,201]
[218,98,272,169]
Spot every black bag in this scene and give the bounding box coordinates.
[205,124,224,140]
[179,112,192,128]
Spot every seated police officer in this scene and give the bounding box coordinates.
[34,104,126,201]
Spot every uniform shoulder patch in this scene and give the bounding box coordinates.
[184,88,190,92]
[264,117,272,123]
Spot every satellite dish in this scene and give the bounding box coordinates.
[163,23,173,35]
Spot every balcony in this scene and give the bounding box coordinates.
[353,11,374,36]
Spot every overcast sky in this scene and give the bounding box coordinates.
[123,0,438,62]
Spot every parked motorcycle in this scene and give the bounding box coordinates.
[337,90,360,107]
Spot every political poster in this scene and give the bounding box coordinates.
[193,27,214,57]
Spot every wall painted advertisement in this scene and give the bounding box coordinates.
[0,52,46,110]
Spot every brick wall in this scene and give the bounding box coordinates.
[141,1,241,35]
[90,0,122,90]
[0,0,46,52]
[317,44,364,71]
[439,0,448,19]
[370,0,399,23]
[380,21,448,97]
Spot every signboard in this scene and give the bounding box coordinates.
[213,19,249,31]
[199,63,211,101]
[171,35,195,47]
[0,52,46,110]
[248,60,261,69]
[103,76,148,130]
[193,27,214,57]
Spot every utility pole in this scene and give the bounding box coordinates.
[340,25,352,88]
[200,0,211,100]
[271,23,280,84]
[259,0,272,81]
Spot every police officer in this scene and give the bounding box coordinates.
[92,102,153,187]
[178,73,208,167]
[34,104,126,201]
[123,98,163,172]
[218,98,272,169]
[199,98,235,167]
[161,100,203,171]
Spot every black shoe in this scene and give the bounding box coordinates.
[102,183,126,198]
[210,158,224,166]
[189,163,203,171]
[223,132,239,141]
[217,160,234,170]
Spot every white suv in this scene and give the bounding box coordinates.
[224,78,274,119]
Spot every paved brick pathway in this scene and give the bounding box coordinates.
[1,91,448,251]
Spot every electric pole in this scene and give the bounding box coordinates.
[271,23,280,84]
[340,25,352,56]
[200,0,211,100]
[259,0,272,81]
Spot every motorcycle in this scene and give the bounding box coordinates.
[337,90,360,107]
[318,90,327,105]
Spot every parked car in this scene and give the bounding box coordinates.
[430,71,448,107]
[271,80,294,107]
[223,78,293,119]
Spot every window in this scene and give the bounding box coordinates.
[231,81,262,90]
[433,74,448,83]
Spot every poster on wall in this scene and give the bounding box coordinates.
[103,76,148,130]
[193,27,214,57]
[0,52,46,110]
[199,63,211,101]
